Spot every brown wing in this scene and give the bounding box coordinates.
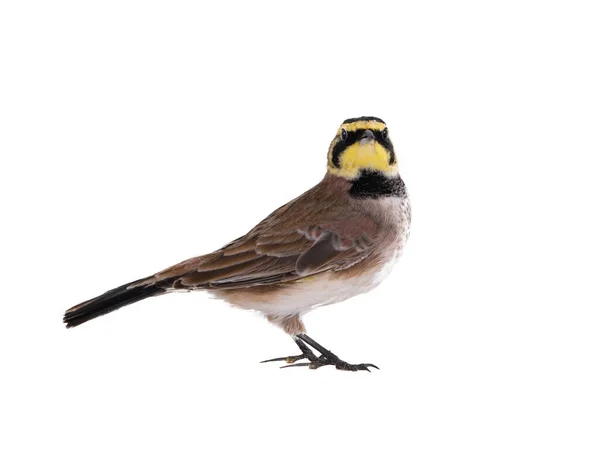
[154,175,380,290]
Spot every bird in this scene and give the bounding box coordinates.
[64,116,411,371]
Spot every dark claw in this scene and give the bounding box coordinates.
[349,363,379,371]
[280,362,312,369]
[260,355,307,364]
[337,363,370,372]
[334,362,379,372]
[281,360,328,370]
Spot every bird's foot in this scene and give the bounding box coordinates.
[261,333,379,372]
[281,353,378,372]
[260,339,319,365]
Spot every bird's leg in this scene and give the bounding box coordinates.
[281,333,379,372]
[260,336,320,365]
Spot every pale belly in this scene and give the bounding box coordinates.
[220,256,399,317]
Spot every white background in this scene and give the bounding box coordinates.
[1,1,599,449]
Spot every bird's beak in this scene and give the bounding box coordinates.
[359,129,375,146]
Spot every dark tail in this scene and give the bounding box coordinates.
[63,277,167,328]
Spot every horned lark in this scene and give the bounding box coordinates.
[64,116,411,371]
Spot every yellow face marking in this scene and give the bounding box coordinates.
[327,119,398,179]
[328,141,398,179]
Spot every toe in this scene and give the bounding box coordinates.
[260,354,306,364]
[280,362,311,369]
[260,357,288,363]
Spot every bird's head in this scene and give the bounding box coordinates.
[327,116,397,180]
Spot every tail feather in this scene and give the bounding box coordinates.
[63,277,167,328]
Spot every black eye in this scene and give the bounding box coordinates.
[382,128,389,139]
[340,129,348,141]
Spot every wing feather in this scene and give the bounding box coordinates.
[154,176,382,291]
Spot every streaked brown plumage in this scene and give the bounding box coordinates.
[64,116,411,371]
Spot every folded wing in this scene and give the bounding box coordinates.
[154,216,379,291]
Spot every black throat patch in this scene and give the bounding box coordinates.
[349,170,406,199]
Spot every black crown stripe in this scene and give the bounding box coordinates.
[342,116,386,125]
